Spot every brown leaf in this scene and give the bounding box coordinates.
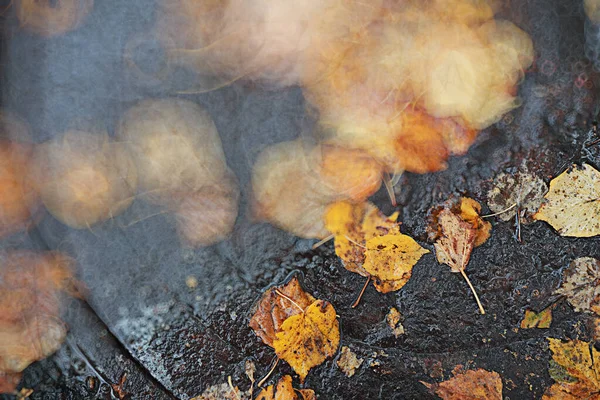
[0,371,21,394]
[337,346,363,377]
[487,170,548,223]
[273,300,340,382]
[431,198,487,314]
[249,277,316,347]
[555,257,600,314]
[255,375,316,400]
[423,368,503,400]
[434,208,477,273]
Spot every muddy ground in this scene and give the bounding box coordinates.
[2,0,600,399]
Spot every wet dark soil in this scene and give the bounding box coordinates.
[2,0,600,399]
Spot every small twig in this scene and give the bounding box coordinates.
[274,289,304,313]
[481,203,516,218]
[352,275,371,308]
[257,358,279,387]
[312,234,334,249]
[460,269,485,315]
[514,207,523,243]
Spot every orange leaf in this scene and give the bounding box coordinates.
[422,368,503,400]
[255,375,316,400]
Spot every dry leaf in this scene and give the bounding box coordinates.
[273,300,340,382]
[363,231,429,293]
[0,251,79,375]
[555,257,600,314]
[324,201,426,294]
[387,307,405,337]
[543,338,600,399]
[249,277,316,347]
[337,346,363,377]
[431,198,487,314]
[459,198,492,246]
[520,307,553,329]
[191,383,248,400]
[422,367,503,400]
[487,171,548,223]
[534,164,600,237]
[0,371,21,394]
[255,375,316,400]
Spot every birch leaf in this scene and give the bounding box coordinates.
[534,164,600,237]
[543,338,600,399]
[255,375,316,400]
[487,171,547,223]
[555,257,600,314]
[273,300,340,382]
[422,368,503,400]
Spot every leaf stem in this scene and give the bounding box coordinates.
[257,358,279,387]
[481,203,516,218]
[459,269,485,315]
[312,234,334,250]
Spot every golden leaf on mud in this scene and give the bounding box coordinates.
[543,338,600,399]
[430,198,489,314]
[249,277,316,347]
[273,300,340,382]
[422,367,503,400]
[487,171,548,223]
[324,201,427,294]
[520,307,553,329]
[555,257,600,314]
[534,164,600,237]
[363,231,429,293]
[255,375,316,400]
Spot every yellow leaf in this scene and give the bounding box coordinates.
[534,164,600,237]
[520,307,552,329]
[555,257,600,314]
[273,300,340,382]
[363,233,429,292]
[422,367,503,399]
[255,375,316,400]
[249,276,316,348]
[324,201,368,275]
[543,338,600,399]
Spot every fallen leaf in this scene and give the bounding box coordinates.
[363,231,429,293]
[255,375,316,400]
[324,201,427,294]
[431,198,487,314]
[487,171,548,223]
[459,198,492,246]
[422,367,503,400]
[543,338,600,399]
[337,346,363,377]
[520,307,553,329]
[273,300,340,382]
[386,307,405,337]
[0,371,21,394]
[555,257,600,314]
[191,383,249,400]
[249,277,316,347]
[0,251,80,374]
[534,164,600,237]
